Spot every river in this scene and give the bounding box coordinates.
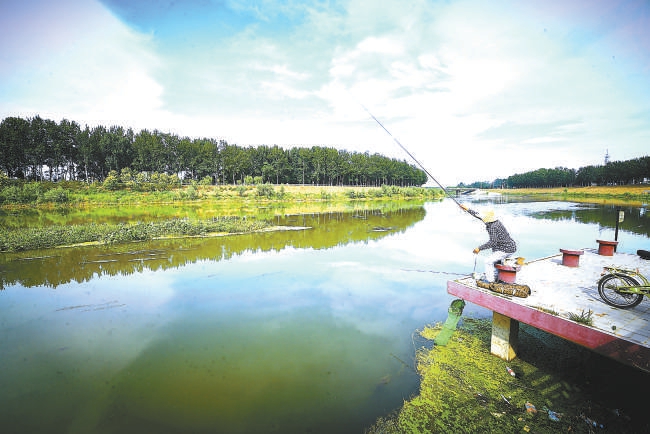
[0,196,648,433]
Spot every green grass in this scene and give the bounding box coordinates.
[0,181,444,208]
[0,183,444,252]
[567,309,594,326]
[495,185,650,205]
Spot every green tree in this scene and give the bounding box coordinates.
[220,143,250,184]
[269,145,288,184]
[85,125,108,181]
[103,126,134,174]
[57,119,81,180]
[1,115,434,186]
[0,117,30,177]
[27,116,50,180]
[132,129,165,173]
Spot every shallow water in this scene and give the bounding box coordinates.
[0,198,648,433]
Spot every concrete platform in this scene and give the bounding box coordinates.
[448,248,650,373]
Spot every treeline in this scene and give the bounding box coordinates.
[460,156,650,189]
[0,116,427,187]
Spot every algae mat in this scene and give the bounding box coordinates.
[368,318,650,433]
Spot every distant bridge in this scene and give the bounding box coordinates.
[446,187,478,196]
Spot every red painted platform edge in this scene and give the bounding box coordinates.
[447,280,650,373]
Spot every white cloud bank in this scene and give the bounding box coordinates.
[1,0,649,185]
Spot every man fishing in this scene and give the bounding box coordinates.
[459,205,517,283]
[358,104,518,282]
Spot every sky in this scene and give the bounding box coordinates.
[1,0,649,185]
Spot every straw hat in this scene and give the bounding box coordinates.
[481,209,496,223]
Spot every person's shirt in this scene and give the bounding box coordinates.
[479,220,517,253]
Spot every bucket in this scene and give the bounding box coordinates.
[495,263,520,284]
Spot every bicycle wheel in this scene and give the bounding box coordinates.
[598,273,644,308]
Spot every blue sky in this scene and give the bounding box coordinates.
[1,0,649,185]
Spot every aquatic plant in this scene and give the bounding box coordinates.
[419,323,442,341]
[0,217,271,252]
[367,318,649,433]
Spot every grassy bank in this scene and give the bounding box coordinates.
[0,181,443,207]
[494,185,650,205]
[0,184,442,252]
[367,317,649,433]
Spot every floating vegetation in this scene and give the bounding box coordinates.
[419,323,442,341]
[367,318,650,433]
[0,217,272,252]
[567,309,594,326]
[55,300,125,312]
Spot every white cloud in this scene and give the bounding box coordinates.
[1,0,169,131]
[1,0,648,185]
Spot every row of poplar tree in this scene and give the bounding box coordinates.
[460,158,650,189]
[505,158,650,188]
[0,116,427,186]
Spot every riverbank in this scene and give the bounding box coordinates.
[0,184,443,252]
[0,182,443,208]
[367,316,650,433]
[492,185,650,206]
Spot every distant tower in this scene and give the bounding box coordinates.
[604,149,610,165]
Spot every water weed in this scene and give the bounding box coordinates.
[367,318,650,433]
[0,217,270,252]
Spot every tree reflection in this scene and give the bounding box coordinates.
[1,208,426,288]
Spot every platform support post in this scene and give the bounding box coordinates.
[491,312,519,361]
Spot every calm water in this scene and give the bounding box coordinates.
[1,197,649,433]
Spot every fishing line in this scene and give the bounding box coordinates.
[359,103,463,207]
[401,268,471,277]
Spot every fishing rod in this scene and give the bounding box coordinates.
[360,103,464,207]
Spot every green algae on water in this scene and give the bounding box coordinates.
[367,317,650,433]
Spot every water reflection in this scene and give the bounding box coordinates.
[0,208,425,289]
[0,199,423,229]
[1,198,648,433]
[468,195,650,237]
[0,207,439,434]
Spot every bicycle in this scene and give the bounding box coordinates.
[597,266,650,309]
